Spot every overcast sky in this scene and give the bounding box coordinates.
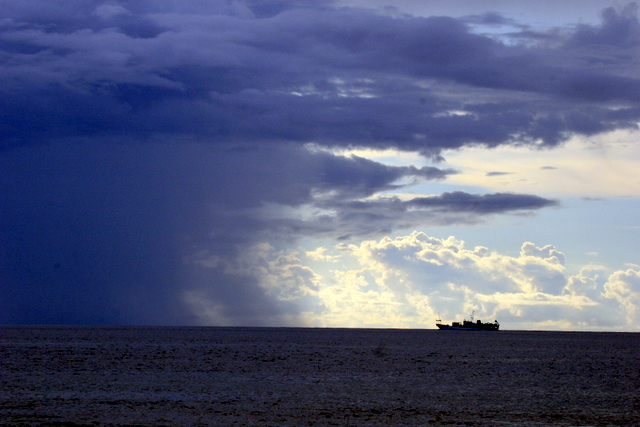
[1,0,638,330]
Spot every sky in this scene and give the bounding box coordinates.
[1,0,638,330]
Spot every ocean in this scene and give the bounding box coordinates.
[1,327,638,426]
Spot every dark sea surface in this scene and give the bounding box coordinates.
[1,327,638,426]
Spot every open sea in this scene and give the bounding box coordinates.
[1,326,638,426]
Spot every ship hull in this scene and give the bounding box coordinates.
[436,324,498,331]
[435,312,500,331]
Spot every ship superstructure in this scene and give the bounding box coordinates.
[436,311,499,331]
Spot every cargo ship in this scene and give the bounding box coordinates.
[436,311,499,331]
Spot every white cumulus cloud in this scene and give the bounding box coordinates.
[210,232,639,330]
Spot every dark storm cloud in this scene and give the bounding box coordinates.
[298,191,558,240]
[1,1,637,325]
[567,3,640,48]
[407,192,558,213]
[1,1,639,151]
[0,142,454,324]
[312,154,457,200]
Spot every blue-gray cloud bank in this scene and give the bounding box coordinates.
[1,1,637,325]
[2,1,639,152]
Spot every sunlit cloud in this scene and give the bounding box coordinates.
[215,232,640,330]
